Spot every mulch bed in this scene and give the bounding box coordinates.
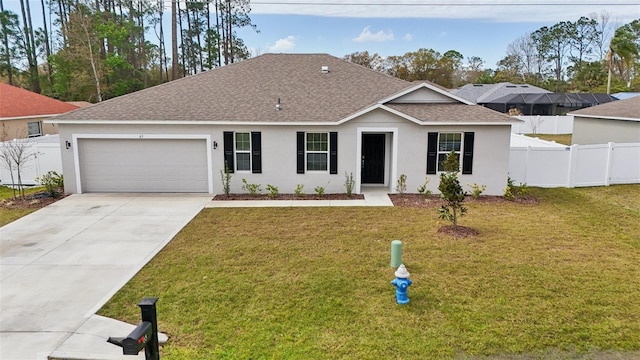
[0,191,67,209]
[213,193,365,201]
[437,225,480,238]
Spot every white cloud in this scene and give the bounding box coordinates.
[353,26,394,43]
[403,33,413,42]
[267,36,297,53]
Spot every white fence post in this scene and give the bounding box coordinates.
[605,142,614,186]
[524,146,531,184]
[567,144,578,188]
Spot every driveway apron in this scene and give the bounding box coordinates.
[0,194,210,359]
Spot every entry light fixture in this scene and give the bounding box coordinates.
[213,141,218,149]
[65,141,71,149]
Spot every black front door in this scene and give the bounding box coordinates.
[362,134,385,184]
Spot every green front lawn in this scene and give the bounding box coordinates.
[100,185,640,359]
[0,185,47,227]
[525,133,572,145]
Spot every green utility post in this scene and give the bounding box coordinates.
[390,240,402,268]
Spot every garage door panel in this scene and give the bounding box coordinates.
[79,138,209,193]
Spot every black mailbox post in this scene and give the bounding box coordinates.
[108,297,160,360]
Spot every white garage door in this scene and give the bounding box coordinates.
[78,138,209,192]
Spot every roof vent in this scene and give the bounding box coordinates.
[321,66,329,74]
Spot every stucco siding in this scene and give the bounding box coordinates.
[389,87,456,103]
[1,117,58,139]
[573,117,640,145]
[346,110,511,195]
[58,113,511,195]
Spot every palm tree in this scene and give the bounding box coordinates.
[606,24,639,93]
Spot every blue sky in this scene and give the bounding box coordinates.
[238,15,549,67]
[237,0,639,68]
[4,0,640,69]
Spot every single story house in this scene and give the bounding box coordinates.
[48,53,519,196]
[451,82,550,104]
[570,96,640,145]
[0,83,79,139]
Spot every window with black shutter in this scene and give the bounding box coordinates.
[223,131,261,173]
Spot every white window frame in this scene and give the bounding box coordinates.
[437,132,462,172]
[305,132,329,172]
[234,132,251,172]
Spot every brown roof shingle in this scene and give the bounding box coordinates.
[52,53,413,122]
[570,95,640,120]
[0,83,79,118]
[385,103,516,123]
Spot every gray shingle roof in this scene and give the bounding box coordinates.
[570,95,640,120]
[385,103,517,123]
[452,82,550,104]
[53,54,412,122]
[50,54,516,125]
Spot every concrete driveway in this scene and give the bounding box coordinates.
[0,193,211,360]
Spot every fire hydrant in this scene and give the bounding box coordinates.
[391,264,412,304]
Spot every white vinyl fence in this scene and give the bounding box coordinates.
[512,115,573,134]
[0,140,63,186]
[509,142,640,187]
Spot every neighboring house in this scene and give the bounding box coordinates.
[0,83,79,139]
[570,96,640,145]
[611,92,640,100]
[48,53,519,196]
[451,82,550,104]
[479,93,616,116]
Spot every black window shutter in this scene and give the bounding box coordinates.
[462,132,475,175]
[329,132,338,174]
[223,131,234,173]
[251,132,262,173]
[296,132,305,174]
[426,132,438,174]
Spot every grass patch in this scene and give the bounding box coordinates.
[0,185,46,227]
[99,185,640,359]
[525,133,572,145]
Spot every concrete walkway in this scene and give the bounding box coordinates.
[206,188,394,208]
[0,190,392,360]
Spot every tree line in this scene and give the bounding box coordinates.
[0,0,256,101]
[344,14,640,93]
[1,5,638,101]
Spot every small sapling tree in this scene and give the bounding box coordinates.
[0,130,37,199]
[220,161,232,195]
[395,174,407,196]
[344,172,355,197]
[438,150,467,227]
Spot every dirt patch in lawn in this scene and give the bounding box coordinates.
[437,225,480,237]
